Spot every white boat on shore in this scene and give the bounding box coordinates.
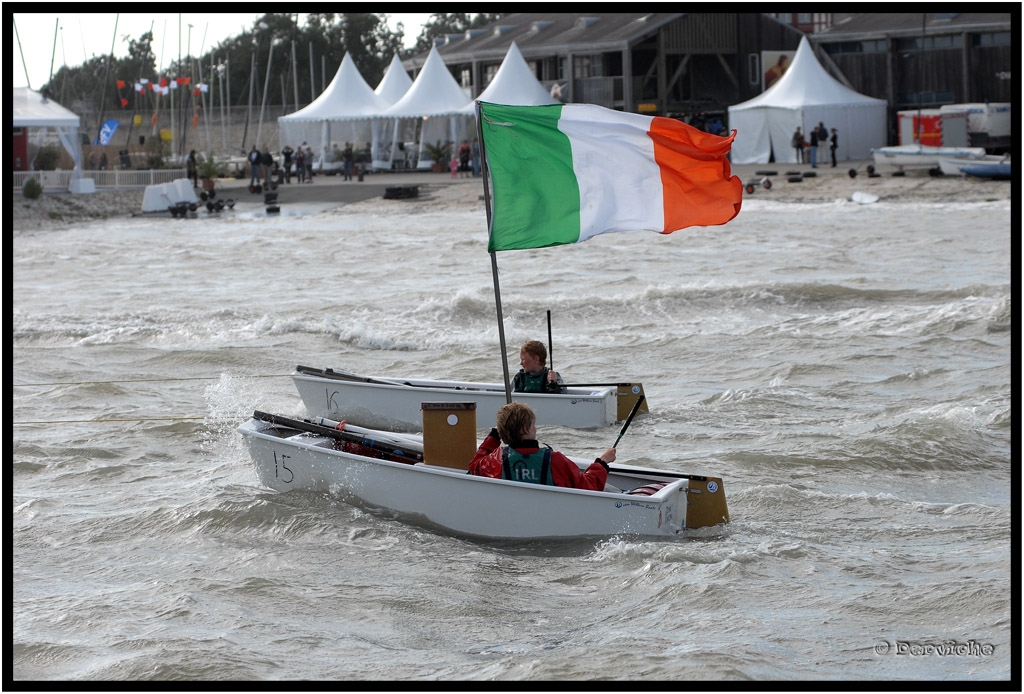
[937,154,1011,178]
[237,410,729,539]
[292,364,648,432]
[871,144,986,172]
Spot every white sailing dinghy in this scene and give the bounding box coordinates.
[292,364,646,432]
[238,407,729,539]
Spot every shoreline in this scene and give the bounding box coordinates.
[13,160,1010,232]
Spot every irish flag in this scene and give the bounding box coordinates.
[479,102,743,252]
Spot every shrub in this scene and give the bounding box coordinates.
[23,177,43,199]
[197,153,224,179]
[423,140,452,166]
[35,145,63,171]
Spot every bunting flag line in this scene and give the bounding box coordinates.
[479,102,743,252]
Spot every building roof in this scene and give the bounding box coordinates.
[818,12,1012,40]
[410,12,684,65]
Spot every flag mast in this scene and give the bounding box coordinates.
[476,101,513,405]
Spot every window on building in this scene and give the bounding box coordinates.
[896,35,963,51]
[748,53,760,85]
[974,32,1011,46]
[574,55,604,78]
[826,40,885,54]
[483,64,499,88]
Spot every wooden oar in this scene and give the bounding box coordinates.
[611,394,646,449]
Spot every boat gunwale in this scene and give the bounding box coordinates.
[291,369,617,399]
[238,417,690,502]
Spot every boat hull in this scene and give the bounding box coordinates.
[871,145,986,170]
[937,155,1011,177]
[237,417,728,539]
[959,163,1011,180]
[292,366,632,432]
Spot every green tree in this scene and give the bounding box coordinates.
[37,13,422,121]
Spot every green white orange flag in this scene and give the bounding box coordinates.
[479,102,743,252]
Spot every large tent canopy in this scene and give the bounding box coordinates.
[375,53,414,105]
[370,53,415,168]
[380,44,473,169]
[278,52,389,166]
[728,37,886,164]
[458,41,557,115]
[13,87,84,176]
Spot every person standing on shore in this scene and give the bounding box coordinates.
[342,142,354,181]
[816,122,828,165]
[186,150,199,187]
[260,148,274,187]
[830,128,839,167]
[248,145,261,188]
[792,127,804,164]
[808,127,819,168]
[471,137,481,177]
[295,147,305,183]
[282,145,294,183]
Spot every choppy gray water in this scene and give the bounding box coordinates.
[12,194,1012,682]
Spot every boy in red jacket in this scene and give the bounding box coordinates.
[469,402,614,491]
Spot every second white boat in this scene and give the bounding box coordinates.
[293,365,648,432]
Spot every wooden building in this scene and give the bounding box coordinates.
[409,12,1013,146]
[407,13,806,121]
[813,12,1013,145]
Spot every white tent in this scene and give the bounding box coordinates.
[375,53,413,105]
[381,45,472,169]
[278,53,389,169]
[13,87,85,184]
[458,41,558,115]
[728,36,886,164]
[371,53,415,169]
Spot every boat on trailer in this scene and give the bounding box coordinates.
[292,364,648,432]
[237,409,729,540]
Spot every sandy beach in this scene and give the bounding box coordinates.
[13,160,1010,232]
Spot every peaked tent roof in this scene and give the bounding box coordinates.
[727,36,886,164]
[13,87,81,127]
[459,41,557,114]
[375,54,414,105]
[281,53,389,122]
[383,45,471,118]
[730,36,885,111]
